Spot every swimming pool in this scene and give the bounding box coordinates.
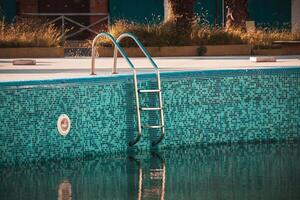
[0,67,300,166]
[1,142,299,200]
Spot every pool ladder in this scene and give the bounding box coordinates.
[129,152,166,200]
[91,32,165,147]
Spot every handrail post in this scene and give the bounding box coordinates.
[62,16,65,36]
[112,45,118,74]
[61,16,65,43]
[91,41,96,75]
[91,32,136,75]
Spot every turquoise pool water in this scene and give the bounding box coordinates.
[0,142,299,200]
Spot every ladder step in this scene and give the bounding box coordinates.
[142,125,164,129]
[139,89,160,93]
[140,107,162,111]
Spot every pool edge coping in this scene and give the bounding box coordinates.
[1,66,300,88]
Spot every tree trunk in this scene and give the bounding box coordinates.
[225,0,249,29]
[165,0,196,31]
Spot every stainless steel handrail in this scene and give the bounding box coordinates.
[129,153,166,200]
[91,32,142,146]
[151,152,166,200]
[113,32,158,74]
[128,156,143,200]
[91,32,136,74]
[113,33,165,146]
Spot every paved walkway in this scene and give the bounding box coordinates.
[0,56,300,82]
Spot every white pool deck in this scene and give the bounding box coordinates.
[0,56,300,82]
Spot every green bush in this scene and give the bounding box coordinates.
[197,46,207,56]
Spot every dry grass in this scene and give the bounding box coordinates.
[100,20,186,47]
[1,19,299,48]
[0,19,63,48]
[98,20,300,48]
[238,29,300,48]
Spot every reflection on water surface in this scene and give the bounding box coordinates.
[1,143,300,200]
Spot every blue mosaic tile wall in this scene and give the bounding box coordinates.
[0,68,300,165]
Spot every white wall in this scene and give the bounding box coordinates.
[292,0,300,32]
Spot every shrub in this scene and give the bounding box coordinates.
[239,29,300,48]
[98,20,300,48]
[0,18,64,48]
[191,27,245,45]
[101,20,191,47]
[2,18,298,48]
[197,46,207,56]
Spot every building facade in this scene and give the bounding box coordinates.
[1,0,108,22]
[1,0,299,32]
